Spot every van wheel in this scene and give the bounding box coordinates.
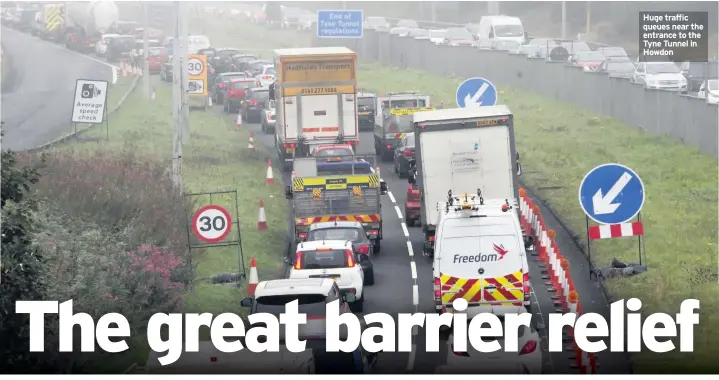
[364,269,375,286]
[406,218,414,227]
[373,239,381,253]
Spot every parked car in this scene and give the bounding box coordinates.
[443,27,476,47]
[569,50,606,71]
[95,33,120,57]
[230,53,259,72]
[597,57,635,78]
[632,61,687,91]
[364,16,390,30]
[239,88,270,122]
[105,35,135,62]
[255,65,276,87]
[212,72,249,104]
[261,99,276,133]
[393,132,415,178]
[147,47,169,74]
[679,61,719,93]
[427,29,448,45]
[224,78,258,113]
[211,48,242,74]
[698,79,719,104]
[160,56,173,82]
[596,46,628,60]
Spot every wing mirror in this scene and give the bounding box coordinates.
[240,296,253,307]
[380,181,388,195]
[285,186,293,199]
[343,293,357,303]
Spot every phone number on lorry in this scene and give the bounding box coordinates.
[300,87,338,95]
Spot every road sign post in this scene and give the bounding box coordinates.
[187,54,208,98]
[456,77,498,108]
[184,190,246,282]
[316,10,363,38]
[579,163,647,274]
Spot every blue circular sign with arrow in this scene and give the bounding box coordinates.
[456,77,498,108]
[578,163,645,225]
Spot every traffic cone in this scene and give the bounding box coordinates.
[257,200,268,231]
[265,159,274,184]
[208,95,213,107]
[236,113,243,129]
[248,256,259,296]
[151,87,156,101]
[248,132,255,151]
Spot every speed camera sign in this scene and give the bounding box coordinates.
[188,57,205,76]
[192,205,232,243]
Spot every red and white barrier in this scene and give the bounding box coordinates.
[518,188,598,374]
[248,132,255,151]
[236,113,243,129]
[588,222,644,240]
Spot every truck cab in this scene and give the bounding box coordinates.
[374,106,434,160]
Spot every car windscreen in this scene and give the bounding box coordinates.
[607,61,635,72]
[314,148,354,157]
[358,97,375,109]
[647,62,679,74]
[251,91,270,101]
[575,51,604,62]
[255,294,326,317]
[308,228,361,242]
[493,24,523,37]
[217,49,240,59]
[388,115,414,133]
[232,81,256,90]
[301,250,348,269]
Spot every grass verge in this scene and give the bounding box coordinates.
[51,78,288,363]
[199,19,719,372]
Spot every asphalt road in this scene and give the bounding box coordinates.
[1,27,115,151]
[207,100,628,374]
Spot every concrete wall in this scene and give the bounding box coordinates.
[314,30,719,158]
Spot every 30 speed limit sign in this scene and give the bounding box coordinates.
[192,205,232,243]
[188,57,205,76]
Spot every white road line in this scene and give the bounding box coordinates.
[530,284,555,372]
[406,345,417,371]
[412,325,419,336]
[406,241,414,257]
[394,205,403,219]
[410,261,417,279]
[388,191,396,204]
[401,223,409,237]
[412,284,419,305]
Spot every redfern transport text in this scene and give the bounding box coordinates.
[15,298,700,366]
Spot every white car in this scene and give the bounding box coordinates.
[95,33,119,56]
[261,99,276,133]
[296,13,315,32]
[632,61,687,91]
[698,79,719,104]
[255,64,276,88]
[288,240,366,312]
[427,29,448,45]
[435,307,542,374]
[389,26,410,37]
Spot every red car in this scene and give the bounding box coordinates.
[405,168,420,226]
[572,50,605,71]
[311,144,355,162]
[147,47,169,73]
[224,78,258,113]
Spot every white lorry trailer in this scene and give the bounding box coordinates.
[270,47,360,172]
[408,105,523,256]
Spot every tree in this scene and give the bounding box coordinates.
[0,126,47,372]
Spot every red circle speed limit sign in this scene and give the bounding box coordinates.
[188,57,204,76]
[192,205,232,243]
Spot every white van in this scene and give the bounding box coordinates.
[477,15,525,48]
[187,34,211,54]
[432,194,531,318]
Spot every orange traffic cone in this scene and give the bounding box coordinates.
[248,132,255,151]
[248,256,259,296]
[236,113,243,129]
[257,200,268,231]
[265,159,274,185]
[151,87,156,101]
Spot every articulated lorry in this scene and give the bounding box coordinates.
[63,1,119,52]
[270,47,360,172]
[31,3,65,42]
[408,105,523,256]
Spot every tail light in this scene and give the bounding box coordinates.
[386,144,392,149]
[297,232,306,240]
[403,149,414,157]
[218,83,225,89]
[355,244,369,255]
[283,143,296,149]
[249,100,258,105]
[433,277,441,299]
[519,340,537,355]
[294,252,303,270]
[210,356,218,362]
[451,345,470,357]
[345,249,355,267]
[367,230,378,237]
[523,272,530,300]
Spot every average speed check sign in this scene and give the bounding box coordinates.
[192,205,232,243]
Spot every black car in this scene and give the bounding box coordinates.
[305,221,375,285]
[211,72,249,104]
[209,48,242,74]
[597,58,635,79]
[393,132,415,178]
[357,93,376,131]
[680,61,719,93]
[239,88,270,123]
[245,59,273,77]
[106,35,135,62]
[230,53,259,72]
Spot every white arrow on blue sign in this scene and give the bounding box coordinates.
[578,163,645,225]
[456,77,497,108]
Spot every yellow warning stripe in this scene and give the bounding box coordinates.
[44,5,64,32]
[295,214,381,225]
[390,107,435,116]
[440,271,524,305]
[293,175,379,191]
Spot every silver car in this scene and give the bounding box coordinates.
[261,99,276,133]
